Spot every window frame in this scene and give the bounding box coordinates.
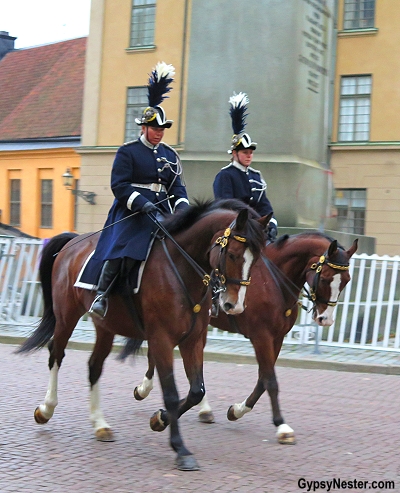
[125,86,148,142]
[338,75,372,142]
[343,0,375,30]
[130,0,156,48]
[40,179,53,229]
[9,179,21,227]
[334,188,366,235]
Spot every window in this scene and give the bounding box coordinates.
[125,86,148,142]
[40,180,53,228]
[130,0,156,48]
[338,75,371,142]
[343,0,375,29]
[335,189,366,235]
[9,179,21,226]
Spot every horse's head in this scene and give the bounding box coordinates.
[210,209,270,315]
[306,238,358,326]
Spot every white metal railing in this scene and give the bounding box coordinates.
[1,239,400,352]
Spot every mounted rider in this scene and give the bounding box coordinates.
[88,62,190,319]
[213,92,278,241]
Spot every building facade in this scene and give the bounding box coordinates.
[0,36,87,238]
[330,0,400,255]
[78,0,338,234]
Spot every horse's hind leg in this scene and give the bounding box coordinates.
[197,394,215,424]
[226,332,295,444]
[133,347,155,401]
[88,326,115,441]
[34,319,77,424]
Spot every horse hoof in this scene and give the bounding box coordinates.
[227,405,238,421]
[277,433,296,445]
[150,409,167,432]
[34,407,49,424]
[95,428,115,442]
[198,411,215,424]
[133,386,144,401]
[176,454,200,471]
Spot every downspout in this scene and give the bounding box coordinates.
[321,0,339,231]
[178,0,189,146]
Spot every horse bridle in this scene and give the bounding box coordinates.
[210,224,252,297]
[304,249,350,310]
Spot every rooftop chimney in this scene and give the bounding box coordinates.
[0,31,17,61]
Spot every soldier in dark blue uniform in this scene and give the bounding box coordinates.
[213,92,278,240]
[89,62,189,318]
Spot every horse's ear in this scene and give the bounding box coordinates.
[347,239,358,257]
[328,239,338,257]
[258,212,273,230]
[235,208,249,230]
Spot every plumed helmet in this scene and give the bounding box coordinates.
[228,92,257,153]
[135,62,175,128]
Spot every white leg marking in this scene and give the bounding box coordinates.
[232,399,252,419]
[276,423,294,437]
[136,376,154,399]
[198,394,212,414]
[315,273,341,325]
[90,382,111,432]
[38,363,59,420]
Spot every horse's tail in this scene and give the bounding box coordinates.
[116,338,144,361]
[16,232,78,353]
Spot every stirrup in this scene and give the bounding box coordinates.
[88,294,109,319]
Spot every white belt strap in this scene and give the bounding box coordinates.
[131,182,167,193]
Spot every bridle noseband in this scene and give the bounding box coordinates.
[211,225,252,295]
[304,249,350,310]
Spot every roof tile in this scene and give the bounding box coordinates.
[0,37,86,140]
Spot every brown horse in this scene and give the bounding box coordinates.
[133,232,357,445]
[16,199,268,471]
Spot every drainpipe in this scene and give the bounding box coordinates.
[178,0,189,147]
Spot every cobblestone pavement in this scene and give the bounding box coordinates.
[1,341,400,492]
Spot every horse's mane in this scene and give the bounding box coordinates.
[163,198,259,236]
[274,231,345,251]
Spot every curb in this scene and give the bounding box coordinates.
[3,335,400,376]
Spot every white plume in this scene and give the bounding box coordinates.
[229,92,249,108]
[155,61,175,81]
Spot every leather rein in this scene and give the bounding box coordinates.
[260,247,350,317]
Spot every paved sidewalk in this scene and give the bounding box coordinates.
[1,317,400,374]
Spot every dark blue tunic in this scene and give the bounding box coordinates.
[213,161,274,218]
[93,137,189,263]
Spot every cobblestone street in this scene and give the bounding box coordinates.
[1,342,399,492]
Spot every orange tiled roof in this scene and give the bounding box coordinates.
[0,37,86,140]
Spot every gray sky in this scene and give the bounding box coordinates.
[0,0,91,49]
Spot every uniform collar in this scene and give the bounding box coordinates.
[232,160,249,173]
[140,134,160,150]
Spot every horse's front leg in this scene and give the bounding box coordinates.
[133,347,155,401]
[149,340,200,471]
[88,325,115,442]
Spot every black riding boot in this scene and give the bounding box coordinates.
[89,259,121,319]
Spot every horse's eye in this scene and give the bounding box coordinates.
[320,277,330,285]
[227,252,237,262]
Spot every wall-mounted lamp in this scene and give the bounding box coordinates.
[62,168,96,205]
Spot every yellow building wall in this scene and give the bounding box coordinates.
[94,0,189,147]
[79,0,191,233]
[333,1,400,142]
[331,0,400,255]
[0,149,81,238]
